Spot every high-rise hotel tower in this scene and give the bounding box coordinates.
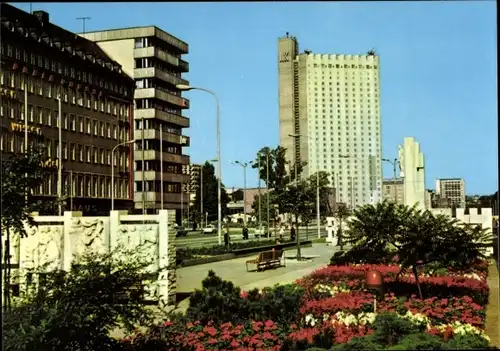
[278,33,382,207]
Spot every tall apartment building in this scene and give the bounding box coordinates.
[278,34,382,208]
[81,27,190,216]
[436,178,466,208]
[1,4,135,215]
[382,178,404,205]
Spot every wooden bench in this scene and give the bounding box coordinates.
[245,249,286,272]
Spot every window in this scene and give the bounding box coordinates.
[71,144,76,160]
[70,115,76,131]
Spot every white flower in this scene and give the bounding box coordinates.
[358,312,377,325]
[401,310,431,328]
[305,314,318,327]
[313,283,350,297]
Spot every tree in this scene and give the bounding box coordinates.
[2,247,153,351]
[191,162,230,224]
[334,204,351,250]
[278,181,315,260]
[250,190,277,227]
[1,145,58,310]
[344,201,494,298]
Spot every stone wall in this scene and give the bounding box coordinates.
[3,210,176,307]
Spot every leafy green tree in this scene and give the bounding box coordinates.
[250,190,277,228]
[345,201,493,298]
[1,145,58,310]
[334,203,351,250]
[2,247,153,351]
[192,161,230,223]
[278,181,315,260]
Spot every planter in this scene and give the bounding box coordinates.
[178,253,236,267]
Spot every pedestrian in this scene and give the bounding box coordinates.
[290,226,296,242]
[279,225,284,241]
[224,226,230,246]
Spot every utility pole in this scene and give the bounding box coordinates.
[266,151,270,237]
[76,17,91,34]
[200,168,204,229]
[257,156,261,228]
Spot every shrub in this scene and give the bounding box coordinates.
[247,284,305,325]
[389,333,446,350]
[370,312,421,347]
[186,270,248,324]
[446,333,490,349]
[2,248,153,351]
[331,336,382,350]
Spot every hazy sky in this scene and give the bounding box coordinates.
[15,2,497,194]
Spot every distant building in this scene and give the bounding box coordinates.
[382,179,404,205]
[436,178,466,208]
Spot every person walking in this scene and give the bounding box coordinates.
[290,225,296,242]
[224,226,230,246]
[279,225,284,241]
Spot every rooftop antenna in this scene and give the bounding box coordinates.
[367,48,376,56]
[286,31,289,38]
[76,17,91,34]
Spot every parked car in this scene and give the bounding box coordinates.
[203,224,217,234]
[175,227,188,237]
[254,226,267,238]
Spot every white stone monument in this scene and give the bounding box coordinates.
[325,217,338,246]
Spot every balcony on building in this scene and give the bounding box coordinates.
[134,150,189,164]
[134,108,189,128]
[133,191,183,204]
[134,67,189,87]
[134,47,188,72]
[134,88,189,109]
[134,129,190,146]
[134,171,189,183]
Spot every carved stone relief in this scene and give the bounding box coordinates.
[37,226,63,270]
[69,218,105,258]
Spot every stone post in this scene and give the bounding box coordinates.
[326,216,337,246]
[62,211,82,271]
[157,209,176,307]
[109,211,127,251]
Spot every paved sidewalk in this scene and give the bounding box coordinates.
[486,261,500,347]
[174,243,336,313]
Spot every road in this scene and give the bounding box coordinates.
[175,228,328,248]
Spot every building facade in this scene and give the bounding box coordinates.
[382,178,405,205]
[81,27,190,215]
[398,137,426,210]
[278,34,382,208]
[436,178,466,208]
[1,4,135,215]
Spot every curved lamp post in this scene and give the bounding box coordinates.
[111,139,135,211]
[176,84,222,245]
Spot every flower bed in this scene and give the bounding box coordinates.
[120,260,492,350]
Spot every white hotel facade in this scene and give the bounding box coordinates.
[278,34,383,208]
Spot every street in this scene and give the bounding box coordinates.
[175,228,328,248]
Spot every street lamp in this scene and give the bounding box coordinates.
[257,150,271,237]
[290,133,321,239]
[232,160,250,226]
[382,158,400,180]
[176,84,222,245]
[111,140,135,211]
[339,154,362,210]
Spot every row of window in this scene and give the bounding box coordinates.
[1,70,131,117]
[1,102,128,141]
[32,173,129,199]
[1,134,129,168]
[1,42,131,97]
[310,64,378,69]
[135,181,181,193]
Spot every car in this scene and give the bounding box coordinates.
[175,227,188,237]
[203,224,217,234]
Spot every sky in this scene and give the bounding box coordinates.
[15,2,498,195]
